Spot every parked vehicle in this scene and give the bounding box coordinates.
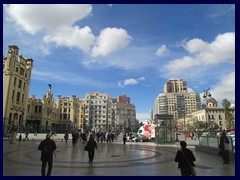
[227,131,235,137]
[137,123,156,142]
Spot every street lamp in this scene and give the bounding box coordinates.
[203,88,211,134]
[182,109,186,141]
[173,104,179,142]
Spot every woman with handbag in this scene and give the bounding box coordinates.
[86,134,97,163]
[175,141,196,176]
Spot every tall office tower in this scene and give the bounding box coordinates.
[164,78,187,93]
[3,45,33,136]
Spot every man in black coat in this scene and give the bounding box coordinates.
[219,130,230,164]
[38,134,57,176]
[175,141,196,176]
[86,134,97,163]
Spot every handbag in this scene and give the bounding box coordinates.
[180,150,196,176]
[84,145,89,151]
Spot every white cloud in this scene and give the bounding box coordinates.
[155,44,169,57]
[91,27,132,57]
[118,77,145,87]
[164,32,235,74]
[4,4,92,34]
[184,38,208,53]
[4,5,133,57]
[210,71,235,106]
[43,26,95,53]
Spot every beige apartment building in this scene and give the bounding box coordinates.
[178,95,235,131]
[3,45,33,136]
[83,93,136,132]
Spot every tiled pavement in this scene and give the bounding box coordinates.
[3,135,235,176]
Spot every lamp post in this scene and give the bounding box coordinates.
[173,104,179,142]
[182,109,186,141]
[203,88,211,134]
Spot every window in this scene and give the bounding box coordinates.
[25,72,27,78]
[22,94,24,103]
[39,106,42,113]
[12,90,15,101]
[23,82,25,90]
[16,92,20,103]
[20,67,24,75]
[35,106,38,113]
[14,77,17,86]
[27,105,30,113]
[18,79,22,88]
[16,67,19,73]
[219,115,222,120]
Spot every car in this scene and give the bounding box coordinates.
[201,132,209,136]
[227,131,235,137]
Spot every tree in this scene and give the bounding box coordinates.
[222,99,234,128]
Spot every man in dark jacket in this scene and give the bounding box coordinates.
[86,134,97,163]
[38,134,57,176]
[219,130,230,164]
[175,141,196,176]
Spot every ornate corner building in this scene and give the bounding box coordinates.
[3,45,33,135]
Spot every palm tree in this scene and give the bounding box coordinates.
[221,99,234,128]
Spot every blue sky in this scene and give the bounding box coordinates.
[3,4,235,122]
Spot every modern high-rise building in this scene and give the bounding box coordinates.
[3,45,33,136]
[155,79,201,120]
[164,78,187,93]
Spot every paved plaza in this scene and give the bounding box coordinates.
[3,136,235,176]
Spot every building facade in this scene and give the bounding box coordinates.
[3,45,33,135]
[164,78,187,93]
[178,95,235,131]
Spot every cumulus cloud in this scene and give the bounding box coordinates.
[4,4,92,34]
[164,32,235,74]
[209,71,235,106]
[118,77,145,87]
[91,27,132,57]
[4,5,132,56]
[155,44,169,57]
[43,26,95,53]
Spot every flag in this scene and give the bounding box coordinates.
[48,84,52,89]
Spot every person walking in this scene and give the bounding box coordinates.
[24,131,29,141]
[175,141,196,176]
[38,134,57,176]
[86,134,97,163]
[219,130,230,164]
[64,131,69,143]
[123,132,127,145]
